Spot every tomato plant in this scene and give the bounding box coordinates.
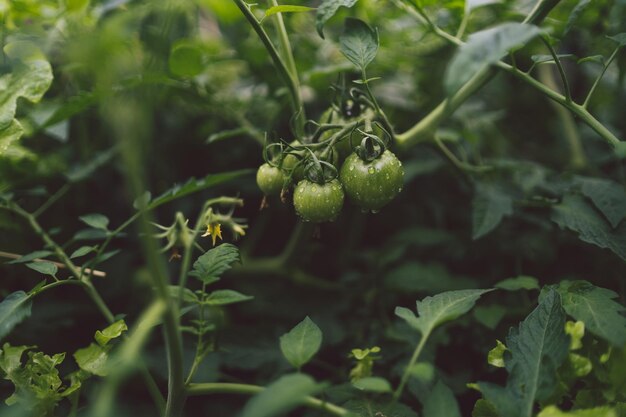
[1,0,626,417]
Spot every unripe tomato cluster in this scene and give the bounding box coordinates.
[256,133,405,223]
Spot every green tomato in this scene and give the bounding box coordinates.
[256,163,285,196]
[339,150,404,211]
[293,179,345,223]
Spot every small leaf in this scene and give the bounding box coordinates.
[79,214,110,231]
[169,42,204,78]
[576,176,626,228]
[608,33,626,47]
[564,0,591,36]
[7,250,53,264]
[0,343,31,374]
[239,373,326,417]
[133,191,152,210]
[487,340,507,368]
[70,246,95,259]
[26,261,58,277]
[265,5,315,18]
[94,320,128,347]
[445,23,542,95]
[316,0,357,38]
[74,343,109,376]
[395,289,493,336]
[0,291,32,340]
[578,55,604,64]
[339,18,379,71]
[352,376,392,393]
[531,54,576,64]
[472,182,514,239]
[203,289,253,306]
[422,380,462,417]
[189,244,240,285]
[279,316,323,369]
[555,280,626,348]
[495,276,539,291]
[551,194,626,261]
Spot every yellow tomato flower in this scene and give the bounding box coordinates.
[202,223,223,246]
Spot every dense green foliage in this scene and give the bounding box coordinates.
[1,0,625,416]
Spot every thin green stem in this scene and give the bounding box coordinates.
[583,47,620,109]
[499,62,621,147]
[393,330,430,401]
[394,0,622,150]
[186,383,349,416]
[33,184,71,218]
[269,0,298,80]
[537,65,587,169]
[434,136,493,173]
[82,281,116,323]
[456,9,469,38]
[232,0,305,134]
[540,36,571,101]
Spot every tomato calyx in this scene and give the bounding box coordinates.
[354,130,387,163]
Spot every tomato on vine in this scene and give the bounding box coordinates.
[339,133,404,212]
[293,158,344,223]
[256,163,285,196]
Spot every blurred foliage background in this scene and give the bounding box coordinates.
[1,0,625,415]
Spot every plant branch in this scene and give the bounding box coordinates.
[393,330,430,401]
[583,47,620,109]
[540,36,571,101]
[232,0,305,135]
[186,383,349,416]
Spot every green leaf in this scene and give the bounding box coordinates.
[189,244,240,285]
[148,170,252,210]
[487,340,507,368]
[70,246,95,259]
[239,373,325,417]
[204,289,253,306]
[551,194,626,261]
[0,58,53,154]
[65,147,116,183]
[472,182,514,239]
[316,0,357,38]
[94,320,128,347]
[423,380,462,417]
[339,18,379,71]
[7,250,53,264]
[0,343,31,374]
[279,316,323,369]
[479,290,569,417]
[564,0,591,36]
[79,213,110,230]
[265,5,315,18]
[0,291,33,340]
[169,42,204,78]
[495,276,539,291]
[352,376,392,393]
[576,177,626,228]
[531,54,576,64]
[537,405,617,417]
[608,33,626,47]
[445,23,542,95]
[554,280,626,348]
[473,305,507,329]
[472,399,499,417]
[25,261,58,277]
[74,343,109,376]
[395,289,493,336]
[578,55,604,64]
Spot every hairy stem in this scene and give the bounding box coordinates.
[583,47,620,109]
[232,0,305,134]
[393,330,430,401]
